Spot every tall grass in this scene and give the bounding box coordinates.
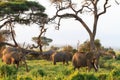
[0,57,120,80]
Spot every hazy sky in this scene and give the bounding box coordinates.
[15,0,120,49]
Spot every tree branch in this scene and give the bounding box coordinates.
[10,26,18,47]
[0,42,16,47]
[56,13,92,36]
[98,0,110,16]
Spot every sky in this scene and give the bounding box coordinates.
[14,0,120,49]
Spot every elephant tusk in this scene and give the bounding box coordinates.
[94,63,98,70]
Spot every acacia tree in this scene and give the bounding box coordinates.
[0,0,48,49]
[49,0,117,52]
[32,36,53,52]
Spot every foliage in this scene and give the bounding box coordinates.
[0,0,48,48]
[0,0,48,28]
[30,68,46,77]
[111,68,120,79]
[0,53,120,80]
[50,45,59,50]
[32,36,53,46]
[0,64,17,79]
[62,45,73,52]
[107,49,116,55]
[116,54,120,60]
[78,39,102,52]
[0,1,46,15]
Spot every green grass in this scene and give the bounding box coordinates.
[0,56,120,80]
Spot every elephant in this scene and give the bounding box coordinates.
[1,47,29,72]
[42,50,55,60]
[51,51,71,65]
[72,52,100,72]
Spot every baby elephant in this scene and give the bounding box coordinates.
[51,51,70,65]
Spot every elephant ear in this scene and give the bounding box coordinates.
[86,52,94,59]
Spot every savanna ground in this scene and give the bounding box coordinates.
[0,52,120,80]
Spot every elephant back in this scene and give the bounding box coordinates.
[51,51,69,62]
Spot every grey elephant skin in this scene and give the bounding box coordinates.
[72,52,99,72]
[51,51,71,65]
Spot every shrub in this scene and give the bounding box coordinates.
[68,71,99,80]
[67,71,84,80]
[19,77,32,80]
[84,74,98,80]
[111,68,120,80]
[71,74,84,80]
[116,54,120,60]
[0,64,17,78]
[97,73,108,80]
[30,68,46,77]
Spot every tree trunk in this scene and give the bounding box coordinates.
[90,35,95,52]
[39,44,43,53]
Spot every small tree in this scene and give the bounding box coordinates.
[32,36,53,52]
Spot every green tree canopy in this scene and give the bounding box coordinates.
[32,36,53,47]
[0,0,47,29]
[0,0,48,48]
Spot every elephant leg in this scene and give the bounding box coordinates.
[66,61,69,65]
[53,61,56,65]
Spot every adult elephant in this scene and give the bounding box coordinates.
[72,51,100,72]
[42,50,55,60]
[1,47,28,72]
[51,51,70,65]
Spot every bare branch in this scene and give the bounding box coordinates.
[0,20,11,29]
[115,0,120,5]
[0,15,10,22]
[30,44,39,49]
[98,0,110,16]
[55,17,61,30]
[0,42,16,47]
[56,13,92,36]
[10,26,18,47]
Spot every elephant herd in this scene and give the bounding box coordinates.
[1,47,114,72]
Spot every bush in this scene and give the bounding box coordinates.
[30,68,46,77]
[97,73,108,80]
[0,64,17,78]
[84,74,98,80]
[19,77,32,80]
[67,71,84,80]
[111,68,120,80]
[116,54,120,60]
[68,71,98,80]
